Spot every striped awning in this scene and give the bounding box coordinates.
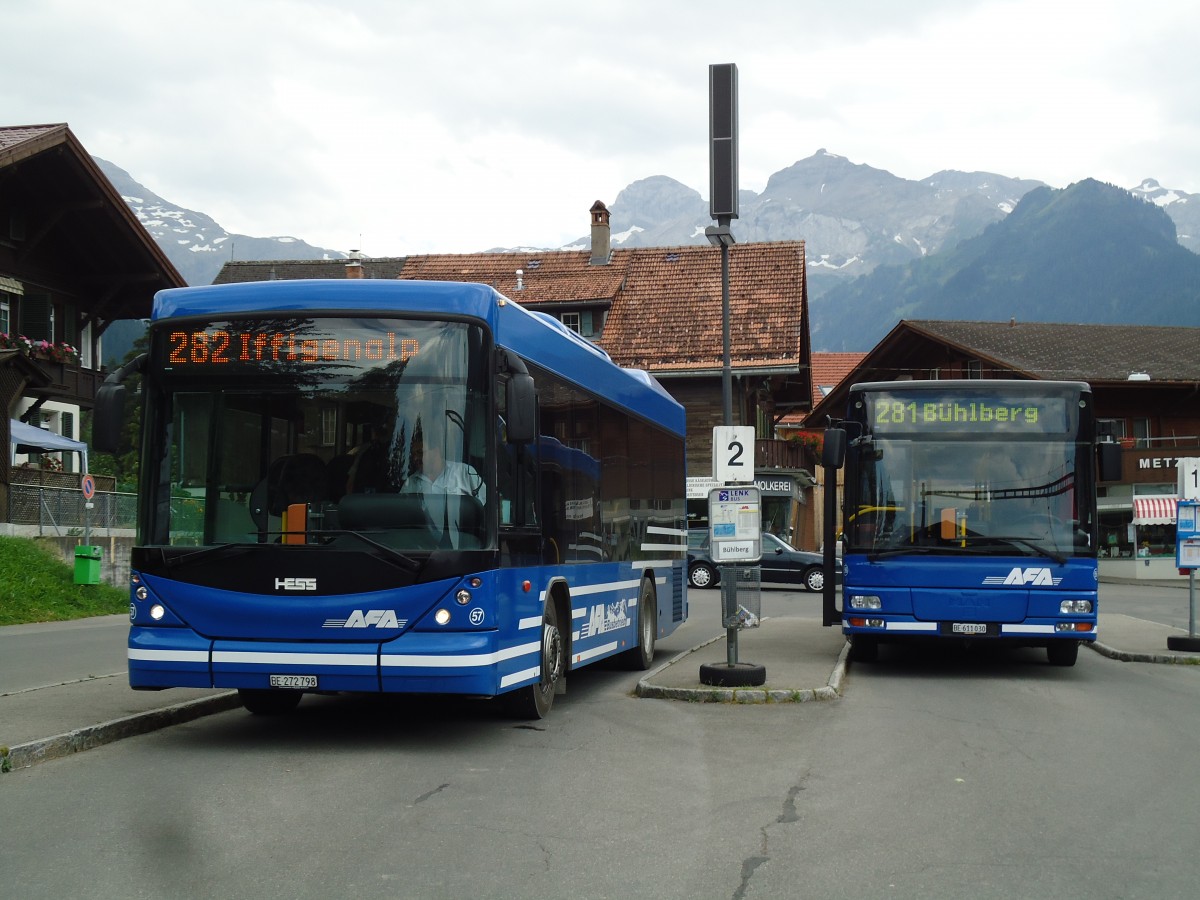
[1133,496,1177,525]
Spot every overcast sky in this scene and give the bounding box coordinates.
[7,0,1198,256]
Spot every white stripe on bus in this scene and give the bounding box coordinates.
[381,641,539,668]
[131,643,542,670]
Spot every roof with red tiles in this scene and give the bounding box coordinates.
[810,352,867,406]
[0,123,67,155]
[397,242,808,375]
[399,251,628,305]
[599,241,807,372]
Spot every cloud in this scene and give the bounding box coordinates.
[7,0,1199,255]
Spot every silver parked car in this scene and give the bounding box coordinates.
[687,530,842,592]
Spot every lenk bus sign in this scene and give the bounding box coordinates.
[708,486,761,563]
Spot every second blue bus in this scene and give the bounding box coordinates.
[823,379,1119,666]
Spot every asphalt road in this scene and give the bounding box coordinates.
[2,583,1199,899]
[0,614,128,694]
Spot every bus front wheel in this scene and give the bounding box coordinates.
[238,688,303,715]
[848,635,878,663]
[504,600,564,719]
[1047,640,1079,667]
[615,579,657,670]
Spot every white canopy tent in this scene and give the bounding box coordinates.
[9,418,89,474]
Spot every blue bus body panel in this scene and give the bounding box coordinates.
[842,555,1098,641]
[127,560,686,696]
[137,573,453,642]
[128,627,212,689]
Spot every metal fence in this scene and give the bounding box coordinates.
[721,564,762,629]
[7,484,138,534]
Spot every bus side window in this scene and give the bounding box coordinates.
[497,379,538,528]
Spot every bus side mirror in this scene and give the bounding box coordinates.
[1098,442,1121,482]
[822,428,846,469]
[91,352,145,454]
[505,373,536,444]
[92,383,126,453]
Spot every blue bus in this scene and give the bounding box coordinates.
[94,280,688,718]
[821,380,1119,666]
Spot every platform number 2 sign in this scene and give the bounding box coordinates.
[713,426,756,484]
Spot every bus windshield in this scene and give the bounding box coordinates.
[145,315,491,552]
[846,436,1091,558]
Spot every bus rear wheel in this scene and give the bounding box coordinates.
[504,600,564,719]
[1047,640,1079,667]
[238,688,303,715]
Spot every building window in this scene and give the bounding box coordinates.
[1132,418,1151,448]
[1098,418,1127,442]
[966,359,982,379]
[561,312,581,334]
[0,298,9,334]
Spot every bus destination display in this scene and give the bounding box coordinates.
[866,393,1070,434]
[162,322,420,369]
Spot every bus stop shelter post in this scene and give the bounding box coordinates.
[821,428,846,628]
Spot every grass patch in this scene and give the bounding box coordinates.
[0,536,128,626]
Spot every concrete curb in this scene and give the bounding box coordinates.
[3,691,242,771]
[635,633,849,704]
[1087,640,1200,665]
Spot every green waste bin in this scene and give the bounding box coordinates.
[74,545,102,585]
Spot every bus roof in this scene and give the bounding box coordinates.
[150,279,685,436]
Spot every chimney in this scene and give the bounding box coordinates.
[589,201,611,265]
[346,249,364,279]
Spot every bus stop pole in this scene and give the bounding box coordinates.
[717,228,738,665]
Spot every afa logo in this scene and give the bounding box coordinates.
[983,567,1062,586]
[579,600,630,638]
[323,609,406,629]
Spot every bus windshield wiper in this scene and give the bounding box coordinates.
[867,545,988,561]
[961,535,1067,564]
[165,543,258,568]
[868,546,933,561]
[305,529,422,573]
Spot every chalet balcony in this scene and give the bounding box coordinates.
[756,438,819,472]
[29,357,104,406]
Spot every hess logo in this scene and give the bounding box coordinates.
[275,577,317,591]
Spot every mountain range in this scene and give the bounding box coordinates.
[95,150,1200,359]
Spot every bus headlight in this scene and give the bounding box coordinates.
[149,604,166,621]
[849,594,882,610]
[456,589,472,605]
[434,608,451,625]
[1060,599,1093,614]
